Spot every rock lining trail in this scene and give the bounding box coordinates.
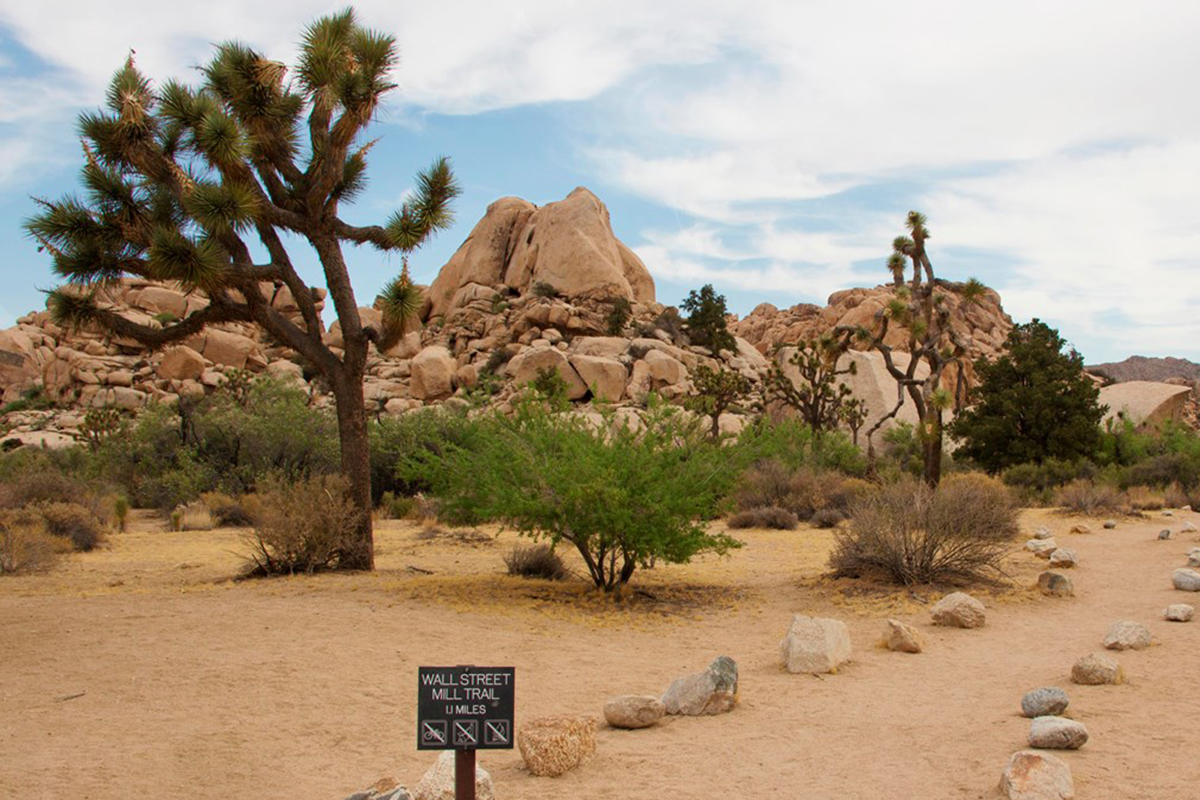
[2,509,1198,799]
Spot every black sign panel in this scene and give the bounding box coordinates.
[417,666,515,750]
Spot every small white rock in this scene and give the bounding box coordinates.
[1164,603,1194,622]
[1103,620,1152,650]
[1048,548,1078,569]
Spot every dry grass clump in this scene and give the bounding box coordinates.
[830,473,1019,586]
[1056,479,1124,515]
[170,501,215,531]
[415,526,493,545]
[0,510,63,574]
[35,502,105,551]
[733,460,858,521]
[727,505,799,530]
[1124,485,1166,511]
[200,492,254,527]
[504,543,568,580]
[242,475,364,576]
[377,491,415,520]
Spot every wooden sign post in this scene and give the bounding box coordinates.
[418,666,515,800]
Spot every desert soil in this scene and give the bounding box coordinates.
[3,509,1198,800]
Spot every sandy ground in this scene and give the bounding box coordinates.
[3,509,1199,800]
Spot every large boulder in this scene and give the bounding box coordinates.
[192,328,260,370]
[426,188,655,321]
[410,346,457,400]
[569,354,627,402]
[662,655,738,715]
[780,614,853,673]
[1099,380,1192,427]
[413,752,493,800]
[157,346,206,381]
[506,347,588,400]
[516,714,597,777]
[0,328,40,403]
[999,751,1075,800]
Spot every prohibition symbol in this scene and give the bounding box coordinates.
[484,720,510,745]
[452,720,479,747]
[421,720,447,746]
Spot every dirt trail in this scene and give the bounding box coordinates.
[2,510,1198,800]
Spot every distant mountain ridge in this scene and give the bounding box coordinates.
[1087,355,1200,384]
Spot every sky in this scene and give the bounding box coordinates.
[1,1,1199,364]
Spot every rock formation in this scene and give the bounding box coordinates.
[1,186,1029,451]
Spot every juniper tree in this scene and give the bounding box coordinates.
[24,10,460,569]
[837,212,984,486]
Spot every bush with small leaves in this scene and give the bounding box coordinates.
[35,502,105,551]
[200,492,255,527]
[810,508,845,529]
[529,366,571,410]
[0,510,62,575]
[378,491,415,520]
[732,460,854,521]
[504,544,568,580]
[243,475,365,576]
[113,496,130,532]
[605,296,632,335]
[1056,480,1124,515]
[1124,485,1165,511]
[727,505,799,530]
[830,473,1018,585]
[532,281,560,299]
[681,284,736,353]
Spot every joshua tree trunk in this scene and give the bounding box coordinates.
[332,372,374,569]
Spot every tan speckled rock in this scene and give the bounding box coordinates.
[1071,652,1123,685]
[884,618,925,653]
[603,695,665,729]
[999,750,1074,799]
[517,714,597,777]
[413,752,492,800]
[931,592,986,628]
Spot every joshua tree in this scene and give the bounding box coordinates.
[839,396,868,446]
[24,10,460,569]
[839,212,983,486]
[767,336,857,434]
[685,364,753,439]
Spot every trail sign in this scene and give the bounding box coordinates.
[417,666,515,751]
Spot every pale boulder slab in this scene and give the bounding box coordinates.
[517,714,597,777]
[1033,526,1055,540]
[1103,620,1152,651]
[999,750,1074,800]
[931,592,986,628]
[413,752,493,800]
[1172,568,1200,592]
[1021,687,1069,719]
[1071,652,1123,685]
[1028,716,1089,750]
[883,618,924,654]
[780,614,853,673]
[1164,603,1194,622]
[603,695,665,729]
[1069,524,1091,535]
[662,655,738,715]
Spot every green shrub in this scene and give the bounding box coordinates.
[421,402,744,594]
[503,544,568,580]
[531,281,560,298]
[734,418,866,476]
[1055,479,1123,515]
[242,475,364,575]
[0,387,52,416]
[1125,453,1200,490]
[605,297,632,335]
[376,407,487,503]
[378,491,415,520]
[0,469,93,510]
[830,473,1018,585]
[35,502,104,551]
[482,347,515,376]
[528,366,570,410]
[680,284,736,353]
[727,505,799,530]
[113,496,130,532]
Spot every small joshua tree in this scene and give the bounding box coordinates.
[839,396,868,446]
[685,364,752,439]
[24,10,460,569]
[838,212,983,486]
[767,336,857,434]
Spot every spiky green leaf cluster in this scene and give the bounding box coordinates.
[385,157,462,251]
